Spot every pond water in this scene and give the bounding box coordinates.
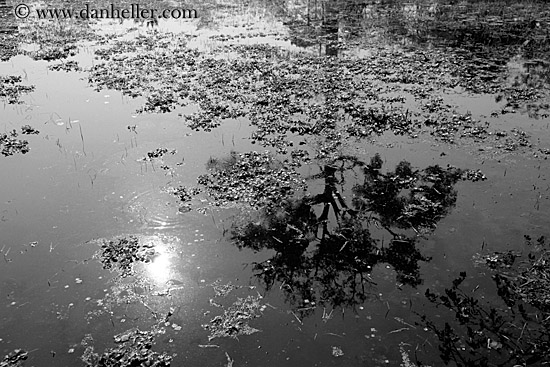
[1,0,550,366]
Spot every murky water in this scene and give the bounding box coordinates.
[1,0,550,366]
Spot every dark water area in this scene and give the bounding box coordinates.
[1,0,550,366]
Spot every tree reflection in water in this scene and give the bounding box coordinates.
[204,152,470,316]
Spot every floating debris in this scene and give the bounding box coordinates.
[487,339,502,350]
[331,346,344,357]
[211,279,240,297]
[85,275,153,322]
[0,349,28,367]
[461,169,487,182]
[203,295,263,340]
[399,343,418,367]
[81,327,174,367]
[512,235,550,311]
[473,250,519,269]
[225,352,234,367]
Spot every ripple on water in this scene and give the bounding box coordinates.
[125,188,192,231]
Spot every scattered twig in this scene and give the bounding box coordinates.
[290,311,303,325]
[225,352,233,367]
[322,307,334,323]
[325,332,343,338]
[517,322,527,342]
[79,124,86,156]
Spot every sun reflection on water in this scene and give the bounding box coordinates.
[145,239,172,284]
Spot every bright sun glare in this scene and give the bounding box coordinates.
[146,240,172,283]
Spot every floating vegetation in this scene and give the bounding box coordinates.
[0,350,28,367]
[85,21,549,157]
[0,34,19,62]
[140,148,177,161]
[20,125,39,135]
[399,343,419,367]
[203,295,263,340]
[137,90,179,114]
[1,1,549,366]
[0,76,35,104]
[19,20,96,62]
[473,250,519,270]
[162,185,202,213]
[48,60,82,72]
[95,235,155,278]
[85,275,154,322]
[506,235,550,312]
[81,327,174,367]
[197,151,306,209]
[164,185,201,203]
[31,44,77,61]
[361,1,550,116]
[211,279,240,298]
[88,34,198,103]
[0,130,30,157]
[460,169,487,182]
